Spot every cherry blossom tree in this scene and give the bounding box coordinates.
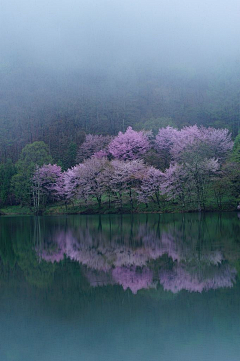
[74,156,112,208]
[161,159,220,209]
[160,163,190,207]
[33,125,233,212]
[155,126,178,167]
[155,125,233,165]
[32,164,64,213]
[110,159,146,208]
[76,134,112,163]
[170,126,233,163]
[63,165,82,201]
[186,157,220,209]
[63,158,113,207]
[155,125,231,209]
[108,126,150,160]
[200,127,233,160]
[137,166,164,206]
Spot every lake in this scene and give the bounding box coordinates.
[0,213,240,361]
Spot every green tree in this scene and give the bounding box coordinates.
[134,117,176,135]
[62,141,77,170]
[231,133,240,163]
[11,141,52,205]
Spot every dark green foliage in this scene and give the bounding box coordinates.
[63,142,78,170]
[15,141,52,170]
[143,149,170,170]
[211,162,240,206]
[11,141,53,205]
[231,133,240,163]
[134,117,177,135]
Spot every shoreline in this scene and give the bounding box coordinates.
[0,204,238,216]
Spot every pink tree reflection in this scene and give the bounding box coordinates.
[159,263,236,293]
[38,223,237,294]
[112,266,154,294]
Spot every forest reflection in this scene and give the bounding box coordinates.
[35,213,240,294]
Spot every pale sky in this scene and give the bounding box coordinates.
[1,0,240,73]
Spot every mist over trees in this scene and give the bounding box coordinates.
[1,67,240,164]
[1,0,240,163]
[0,0,240,213]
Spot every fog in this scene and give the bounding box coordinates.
[1,0,240,73]
[1,0,240,161]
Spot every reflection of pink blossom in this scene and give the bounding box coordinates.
[39,227,224,271]
[112,266,154,294]
[140,227,181,262]
[39,231,66,263]
[159,263,236,293]
[40,250,65,263]
[38,223,235,294]
[199,251,223,265]
[84,269,114,287]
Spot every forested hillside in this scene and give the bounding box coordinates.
[1,65,240,164]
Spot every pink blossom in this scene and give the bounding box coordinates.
[108,126,150,160]
[76,134,112,163]
[138,166,165,204]
[32,164,65,203]
[170,126,233,162]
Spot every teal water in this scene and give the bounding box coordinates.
[0,213,240,360]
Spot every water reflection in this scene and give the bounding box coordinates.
[36,214,239,294]
[1,213,240,361]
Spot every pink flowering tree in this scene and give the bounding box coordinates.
[155,125,233,166]
[76,134,112,163]
[108,126,150,161]
[155,125,232,209]
[63,165,82,203]
[199,127,233,161]
[160,163,190,207]
[74,156,112,209]
[32,164,64,214]
[161,159,220,209]
[155,126,178,168]
[110,159,146,209]
[185,157,220,209]
[63,160,111,208]
[170,126,233,163]
[138,166,165,206]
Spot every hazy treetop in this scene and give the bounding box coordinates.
[1,0,240,74]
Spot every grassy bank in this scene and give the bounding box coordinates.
[1,197,238,216]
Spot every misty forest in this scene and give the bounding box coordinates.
[1,1,240,361]
[0,1,240,215]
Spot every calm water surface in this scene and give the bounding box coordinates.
[0,213,240,361]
